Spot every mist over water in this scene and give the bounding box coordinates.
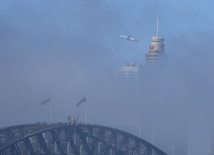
[0,1,214,155]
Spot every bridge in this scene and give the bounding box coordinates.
[0,122,167,155]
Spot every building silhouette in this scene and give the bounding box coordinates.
[114,15,187,155]
[145,16,165,65]
[114,62,142,81]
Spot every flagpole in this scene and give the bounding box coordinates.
[49,101,52,123]
[84,103,87,124]
[76,96,87,123]
[41,96,52,123]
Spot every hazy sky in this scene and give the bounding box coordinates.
[0,1,214,155]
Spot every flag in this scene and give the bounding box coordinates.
[76,96,86,107]
[41,97,51,105]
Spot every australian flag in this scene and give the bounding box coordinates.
[76,96,86,107]
[41,97,51,105]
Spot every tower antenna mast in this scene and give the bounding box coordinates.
[156,14,159,37]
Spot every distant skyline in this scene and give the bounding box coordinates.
[1,0,213,63]
[0,1,214,155]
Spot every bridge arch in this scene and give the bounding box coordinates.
[0,123,167,155]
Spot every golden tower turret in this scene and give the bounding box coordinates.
[145,15,165,65]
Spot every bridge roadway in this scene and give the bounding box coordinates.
[0,122,167,155]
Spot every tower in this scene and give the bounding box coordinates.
[142,15,188,155]
[209,128,214,155]
[114,62,142,81]
[145,15,165,65]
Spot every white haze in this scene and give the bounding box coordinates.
[0,1,214,155]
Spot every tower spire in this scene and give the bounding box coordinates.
[156,14,159,37]
[145,15,165,65]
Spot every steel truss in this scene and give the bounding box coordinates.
[0,123,167,155]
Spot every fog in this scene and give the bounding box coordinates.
[0,1,214,155]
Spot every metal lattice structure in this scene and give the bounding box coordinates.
[0,123,167,155]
